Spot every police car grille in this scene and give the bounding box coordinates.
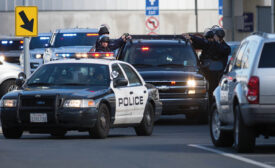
[147,81,187,86]
[19,96,57,124]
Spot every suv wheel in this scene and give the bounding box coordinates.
[210,103,234,147]
[234,104,255,153]
[89,104,110,139]
[0,80,17,97]
[2,125,23,139]
[135,103,154,136]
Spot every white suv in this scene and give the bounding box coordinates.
[0,59,21,98]
[210,33,275,153]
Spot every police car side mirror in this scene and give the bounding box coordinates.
[114,78,128,88]
[16,72,26,88]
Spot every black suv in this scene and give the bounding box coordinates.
[117,35,209,122]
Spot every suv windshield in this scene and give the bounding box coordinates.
[30,36,50,49]
[27,63,110,87]
[121,44,197,68]
[52,33,98,48]
[0,40,23,51]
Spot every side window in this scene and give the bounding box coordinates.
[259,42,275,68]
[233,42,248,70]
[120,64,142,86]
[111,63,126,80]
[241,41,256,69]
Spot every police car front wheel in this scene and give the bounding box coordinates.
[135,103,154,136]
[89,104,110,139]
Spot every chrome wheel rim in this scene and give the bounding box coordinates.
[8,85,17,92]
[100,112,107,129]
[145,110,152,126]
[212,109,221,140]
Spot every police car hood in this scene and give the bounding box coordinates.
[4,86,109,99]
[138,68,204,81]
[52,46,91,53]
[30,48,46,54]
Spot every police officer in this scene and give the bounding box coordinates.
[95,25,130,52]
[184,27,231,100]
[95,35,111,52]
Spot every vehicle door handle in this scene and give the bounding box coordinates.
[130,91,133,95]
[233,78,237,82]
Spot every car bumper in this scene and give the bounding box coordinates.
[161,97,208,114]
[1,107,98,132]
[240,104,275,126]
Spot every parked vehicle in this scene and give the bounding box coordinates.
[0,36,23,65]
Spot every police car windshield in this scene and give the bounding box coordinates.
[53,33,97,48]
[27,63,110,87]
[0,40,23,51]
[30,36,50,49]
[122,44,197,68]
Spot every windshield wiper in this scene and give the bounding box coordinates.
[27,83,53,86]
[157,64,184,67]
[132,64,152,67]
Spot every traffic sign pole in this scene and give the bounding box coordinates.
[23,0,30,78]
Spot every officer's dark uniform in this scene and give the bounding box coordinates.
[190,34,231,98]
[95,35,112,52]
[95,26,125,51]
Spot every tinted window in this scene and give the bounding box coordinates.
[30,36,50,49]
[259,42,275,68]
[0,40,23,51]
[111,63,126,80]
[53,33,98,48]
[121,44,197,68]
[27,63,110,87]
[120,64,142,86]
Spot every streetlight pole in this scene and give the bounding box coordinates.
[23,0,30,78]
[272,0,275,33]
[195,0,198,33]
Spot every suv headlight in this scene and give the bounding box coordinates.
[32,54,42,59]
[63,99,95,108]
[187,80,196,87]
[0,99,17,108]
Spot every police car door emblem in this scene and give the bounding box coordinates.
[36,101,45,105]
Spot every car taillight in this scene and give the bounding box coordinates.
[247,76,259,104]
[89,52,114,58]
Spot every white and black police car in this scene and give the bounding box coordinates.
[0,58,162,139]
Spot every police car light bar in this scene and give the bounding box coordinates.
[63,33,77,37]
[141,47,149,51]
[87,52,115,59]
[86,33,99,36]
[40,37,50,40]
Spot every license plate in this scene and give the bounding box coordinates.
[30,113,47,123]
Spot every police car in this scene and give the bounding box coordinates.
[0,58,162,139]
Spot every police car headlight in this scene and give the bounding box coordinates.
[63,99,95,108]
[35,54,42,59]
[0,55,5,62]
[0,99,17,108]
[187,80,196,87]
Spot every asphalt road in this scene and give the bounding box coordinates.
[0,115,275,168]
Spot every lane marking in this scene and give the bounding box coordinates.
[188,144,275,168]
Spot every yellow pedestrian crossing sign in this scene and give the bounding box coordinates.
[15,6,38,37]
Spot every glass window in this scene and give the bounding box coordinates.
[30,36,50,49]
[259,42,275,68]
[0,39,23,51]
[120,44,197,70]
[120,64,142,86]
[111,63,126,80]
[52,33,98,48]
[27,63,110,87]
[233,42,248,70]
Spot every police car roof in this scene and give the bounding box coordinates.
[47,58,123,65]
[0,36,23,40]
[56,28,98,33]
[38,33,52,37]
[130,39,187,45]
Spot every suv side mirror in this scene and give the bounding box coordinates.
[16,72,26,88]
[114,78,128,88]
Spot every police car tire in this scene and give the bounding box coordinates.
[234,104,255,153]
[2,125,23,139]
[89,104,110,139]
[210,103,234,147]
[0,80,17,98]
[135,103,154,136]
[50,130,67,138]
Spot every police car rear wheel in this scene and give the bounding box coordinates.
[0,80,17,98]
[2,125,23,139]
[135,103,154,136]
[89,104,110,139]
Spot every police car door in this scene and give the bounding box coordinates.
[111,63,134,124]
[119,63,148,124]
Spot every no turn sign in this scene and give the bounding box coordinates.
[145,16,159,32]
